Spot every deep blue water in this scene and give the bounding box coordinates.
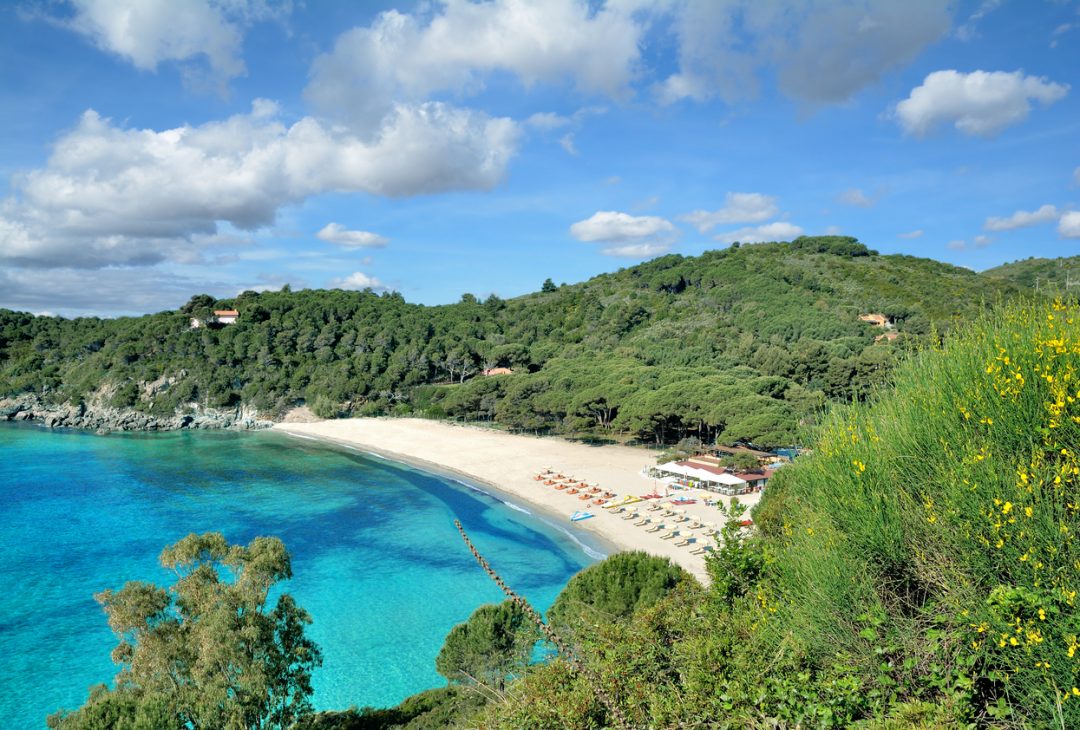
[0,423,603,729]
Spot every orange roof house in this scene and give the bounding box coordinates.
[482,367,514,376]
[213,310,239,325]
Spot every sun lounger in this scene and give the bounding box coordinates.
[633,517,650,526]
[675,538,693,547]
[660,530,679,540]
[647,504,662,512]
[646,523,665,533]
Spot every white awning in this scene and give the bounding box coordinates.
[656,463,746,486]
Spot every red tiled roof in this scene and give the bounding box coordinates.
[676,460,729,477]
[214,310,239,316]
[733,469,774,482]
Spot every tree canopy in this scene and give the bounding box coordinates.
[546,551,689,642]
[435,600,536,691]
[48,533,321,730]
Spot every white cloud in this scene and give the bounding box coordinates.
[984,204,1059,231]
[600,242,671,258]
[823,225,843,235]
[329,271,390,291]
[525,112,571,130]
[0,265,231,318]
[898,229,924,239]
[1060,211,1080,239]
[895,70,1069,137]
[1074,167,1080,185]
[0,101,518,269]
[947,239,967,251]
[658,0,950,105]
[570,210,678,257]
[838,188,874,208]
[955,0,1002,41]
[1051,23,1074,49]
[680,192,779,233]
[559,133,578,155]
[62,0,290,84]
[305,1,642,134]
[973,234,992,248]
[316,223,388,248]
[571,211,676,242]
[714,221,804,244]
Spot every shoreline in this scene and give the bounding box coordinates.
[275,428,619,560]
[274,418,763,583]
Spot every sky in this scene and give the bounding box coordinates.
[0,0,1078,318]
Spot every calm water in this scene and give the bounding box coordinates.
[0,423,602,728]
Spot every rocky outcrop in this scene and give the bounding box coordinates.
[0,395,273,433]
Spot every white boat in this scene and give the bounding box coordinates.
[570,510,594,522]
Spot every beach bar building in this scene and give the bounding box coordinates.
[655,460,753,495]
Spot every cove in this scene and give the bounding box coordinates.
[0,423,602,728]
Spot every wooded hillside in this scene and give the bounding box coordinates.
[0,237,1027,446]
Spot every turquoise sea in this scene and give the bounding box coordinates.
[0,423,603,729]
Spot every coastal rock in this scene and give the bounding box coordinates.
[0,394,274,434]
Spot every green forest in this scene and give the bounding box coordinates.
[0,237,1028,446]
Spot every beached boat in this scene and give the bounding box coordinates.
[570,510,594,522]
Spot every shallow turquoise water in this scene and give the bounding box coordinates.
[0,423,603,728]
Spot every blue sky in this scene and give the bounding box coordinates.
[1,0,1078,317]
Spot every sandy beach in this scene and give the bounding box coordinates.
[274,418,761,584]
